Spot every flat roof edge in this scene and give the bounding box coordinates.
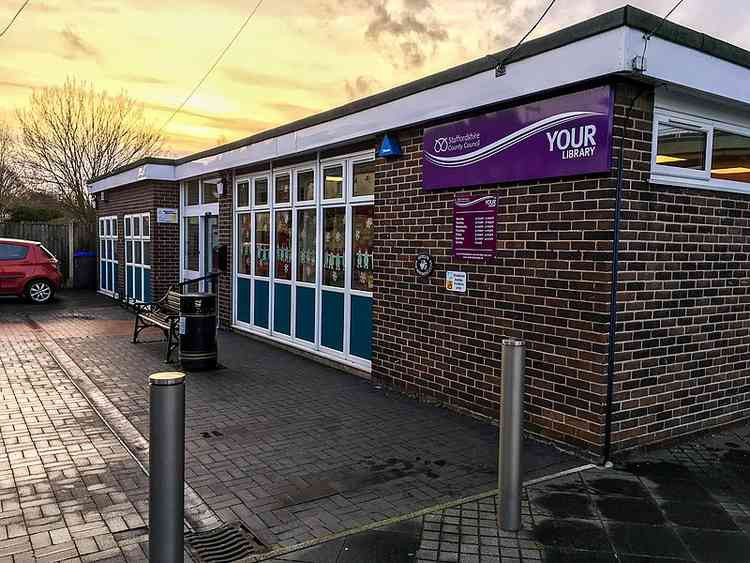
[89,5,750,187]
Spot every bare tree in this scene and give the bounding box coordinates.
[16,78,164,222]
[0,121,25,214]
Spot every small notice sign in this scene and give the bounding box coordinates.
[157,208,178,224]
[179,317,186,335]
[453,195,497,260]
[446,271,467,293]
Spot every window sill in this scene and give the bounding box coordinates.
[649,173,750,196]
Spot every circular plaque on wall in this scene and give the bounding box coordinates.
[415,253,435,277]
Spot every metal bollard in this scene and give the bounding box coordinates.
[498,339,525,531]
[149,372,186,562]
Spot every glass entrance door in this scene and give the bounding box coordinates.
[204,215,219,293]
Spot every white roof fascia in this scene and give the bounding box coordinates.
[89,163,175,194]
[626,28,750,107]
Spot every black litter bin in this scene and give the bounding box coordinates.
[73,250,97,289]
[179,293,217,371]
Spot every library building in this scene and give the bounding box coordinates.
[89,6,750,456]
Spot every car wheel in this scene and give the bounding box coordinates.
[26,280,54,304]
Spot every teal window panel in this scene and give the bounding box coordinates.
[126,266,133,298]
[237,278,251,323]
[254,280,269,328]
[295,286,315,343]
[350,295,373,360]
[144,269,152,302]
[134,266,142,301]
[273,283,291,336]
[321,290,344,351]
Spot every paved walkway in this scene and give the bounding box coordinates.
[0,291,581,561]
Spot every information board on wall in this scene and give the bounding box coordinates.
[157,208,178,224]
[453,195,497,260]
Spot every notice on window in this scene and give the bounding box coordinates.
[453,195,497,260]
[445,271,467,293]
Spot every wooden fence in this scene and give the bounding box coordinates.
[0,222,96,286]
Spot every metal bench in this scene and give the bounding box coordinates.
[132,273,218,363]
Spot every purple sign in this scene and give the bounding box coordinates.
[423,86,614,190]
[453,195,497,260]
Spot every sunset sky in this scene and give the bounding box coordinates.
[1,0,747,157]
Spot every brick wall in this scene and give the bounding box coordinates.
[95,181,179,299]
[218,171,233,328]
[371,81,645,453]
[610,88,750,451]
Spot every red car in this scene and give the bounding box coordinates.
[0,238,62,304]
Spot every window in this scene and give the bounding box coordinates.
[0,244,28,260]
[254,178,269,206]
[712,130,750,184]
[656,123,707,170]
[353,161,375,197]
[297,170,315,202]
[652,109,750,193]
[237,181,250,208]
[202,180,219,204]
[275,174,291,205]
[324,165,343,199]
[351,205,374,291]
[98,216,118,295]
[255,212,270,277]
[185,217,199,271]
[323,207,345,287]
[275,211,292,280]
[186,180,200,206]
[238,213,252,275]
[124,213,151,302]
[296,208,316,283]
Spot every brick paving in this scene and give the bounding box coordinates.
[0,293,582,560]
[0,321,149,561]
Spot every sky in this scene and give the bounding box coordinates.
[1,0,747,158]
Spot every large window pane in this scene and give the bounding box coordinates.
[142,214,150,238]
[238,214,252,275]
[655,123,707,170]
[185,217,199,271]
[712,130,750,184]
[134,241,142,264]
[237,181,250,208]
[112,219,117,236]
[133,216,141,237]
[254,178,269,206]
[297,209,316,283]
[351,205,374,291]
[255,212,270,277]
[323,207,345,287]
[143,241,151,266]
[297,170,315,202]
[186,180,199,205]
[126,241,133,263]
[275,211,292,280]
[353,161,375,197]
[202,181,219,204]
[324,165,343,200]
[125,217,131,237]
[275,174,290,205]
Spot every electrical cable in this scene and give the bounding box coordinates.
[0,0,31,40]
[158,0,265,135]
[641,0,687,63]
[490,0,556,76]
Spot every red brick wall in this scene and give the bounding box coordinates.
[95,181,179,299]
[218,171,233,328]
[610,89,750,451]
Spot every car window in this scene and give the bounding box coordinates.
[0,244,29,260]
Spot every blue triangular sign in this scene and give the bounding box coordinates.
[378,133,402,158]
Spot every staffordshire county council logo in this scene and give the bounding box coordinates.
[434,138,449,153]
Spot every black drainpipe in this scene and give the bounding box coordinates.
[602,84,651,465]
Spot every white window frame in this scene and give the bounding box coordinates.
[179,178,220,287]
[124,212,151,303]
[651,108,750,195]
[232,150,374,371]
[98,216,118,297]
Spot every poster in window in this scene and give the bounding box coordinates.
[351,206,374,291]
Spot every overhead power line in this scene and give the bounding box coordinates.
[0,0,31,41]
[159,0,265,135]
[492,0,556,77]
[636,0,687,70]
